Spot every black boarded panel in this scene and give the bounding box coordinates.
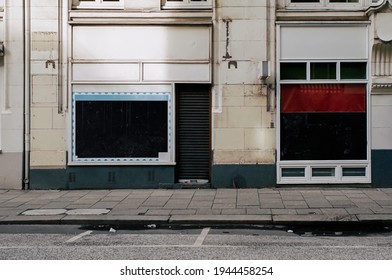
[280,112,367,161]
[75,100,167,158]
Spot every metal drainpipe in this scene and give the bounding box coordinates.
[58,0,63,114]
[23,0,31,190]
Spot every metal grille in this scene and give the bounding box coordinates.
[176,85,211,182]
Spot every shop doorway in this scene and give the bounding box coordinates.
[175,84,211,183]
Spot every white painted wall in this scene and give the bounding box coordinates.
[372,93,392,149]
[0,0,24,188]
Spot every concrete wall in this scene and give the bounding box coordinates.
[213,1,275,164]
[30,0,66,169]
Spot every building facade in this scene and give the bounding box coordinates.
[0,0,391,189]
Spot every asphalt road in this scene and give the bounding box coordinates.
[0,225,391,260]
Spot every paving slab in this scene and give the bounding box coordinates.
[370,208,392,214]
[196,209,222,215]
[246,208,272,215]
[357,214,392,223]
[260,203,285,209]
[296,209,323,215]
[0,208,25,216]
[188,201,213,208]
[320,208,349,215]
[273,214,358,223]
[375,200,392,207]
[221,209,247,215]
[283,201,309,208]
[43,202,73,209]
[170,209,197,215]
[107,209,145,215]
[345,208,373,215]
[164,199,191,209]
[271,209,297,215]
[305,200,333,208]
[2,188,392,226]
[212,203,236,209]
[145,209,172,216]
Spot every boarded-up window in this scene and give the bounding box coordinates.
[72,92,171,163]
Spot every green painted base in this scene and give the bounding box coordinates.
[212,164,276,188]
[30,155,392,189]
[29,164,277,189]
[30,166,175,189]
[372,150,392,188]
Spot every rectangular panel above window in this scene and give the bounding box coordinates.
[72,26,211,61]
[280,26,368,60]
[73,0,124,9]
[72,91,173,164]
[162,0,212,9]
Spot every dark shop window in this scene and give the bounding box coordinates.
[280,84,367,161]
[75,99,168,159]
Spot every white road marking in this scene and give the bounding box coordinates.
[0,245,384,249]
[193,227,210,247]
[66,230,93,243]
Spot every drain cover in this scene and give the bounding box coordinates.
[22,209,67,216]
[66,209,110,215]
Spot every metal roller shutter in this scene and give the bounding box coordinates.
[176,84,211,182]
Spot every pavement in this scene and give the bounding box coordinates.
[1,187,392,227]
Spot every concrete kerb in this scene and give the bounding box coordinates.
[1,214,392,228]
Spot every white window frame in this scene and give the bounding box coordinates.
[286,0,374,8]
[162,0,212,10]
[73,0,124,10]
[277,56,371,184]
